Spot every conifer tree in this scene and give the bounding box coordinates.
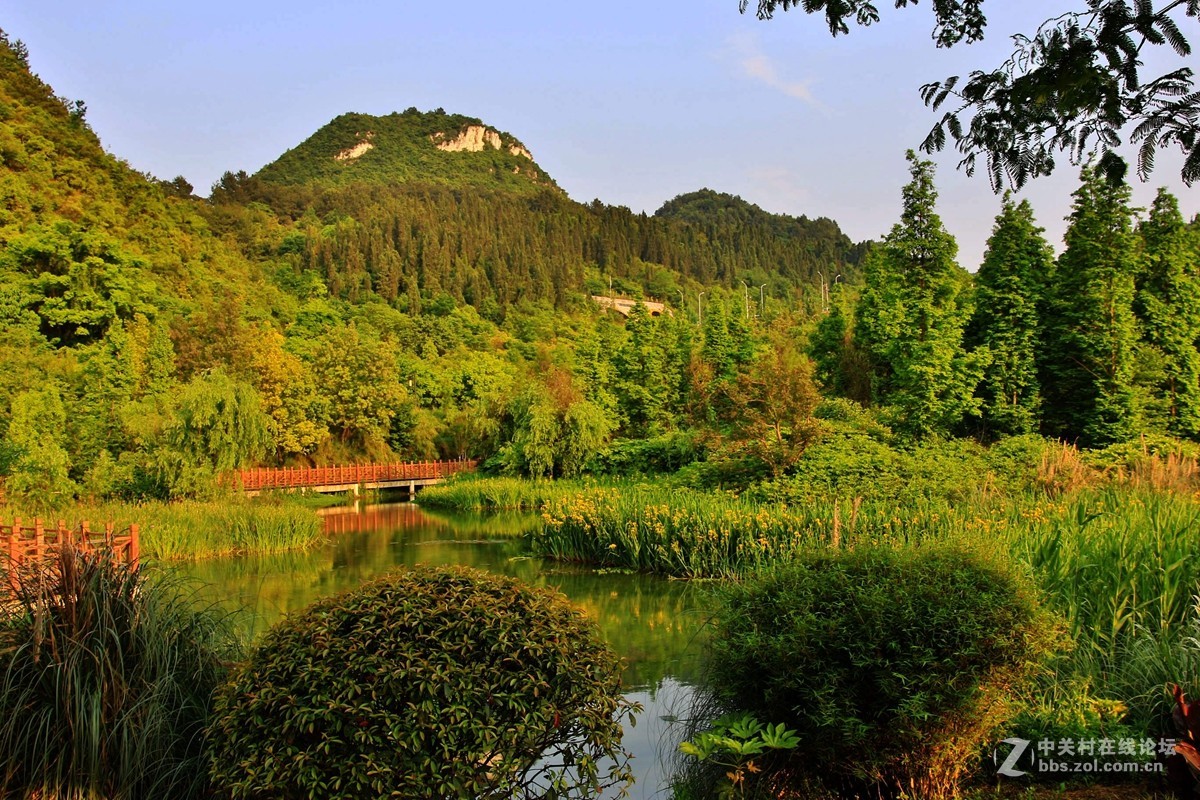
[968,196,1053,438]
[614,304,681,436]
[701,299,735,382]
[853,152,984,437]
[1041,168,1141,446]
[1136,189,1200,439]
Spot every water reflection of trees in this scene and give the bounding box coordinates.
[181,505,705,689]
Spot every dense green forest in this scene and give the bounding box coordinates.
[1,28,1198,512]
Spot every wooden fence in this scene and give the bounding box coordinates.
[2,518,140,571]
[235,459,478,492]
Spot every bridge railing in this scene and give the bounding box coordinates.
[3,518,140,572]
[235,459,478,491]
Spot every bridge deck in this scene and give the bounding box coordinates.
[235,460,477,494]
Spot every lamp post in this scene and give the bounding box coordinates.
[759,284,767,317]
[698,291,706,326]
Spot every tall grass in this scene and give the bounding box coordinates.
[999,490,1200,730]
[535,479,1200,732]
[0,545,243,799]
[535,485,984,577]
[1,498,324,561]
[131,500,324,560]
[417,475,614,511]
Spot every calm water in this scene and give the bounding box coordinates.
[182,502,708,798]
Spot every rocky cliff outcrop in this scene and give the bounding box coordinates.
[432,125,531,160]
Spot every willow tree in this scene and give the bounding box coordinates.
[1041,167,1141,446]
[854,152,985,437]
[968,196,1054,438]
[3,386,75,511]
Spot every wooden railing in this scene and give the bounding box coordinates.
[2,518,140,571]
[235,459,478,492]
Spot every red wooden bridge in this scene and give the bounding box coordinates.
[235,459,477,495]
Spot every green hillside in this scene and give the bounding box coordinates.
[0,32,292,351]
[254,109,555,194]
[0,29,868,505]
[655,188,871,286]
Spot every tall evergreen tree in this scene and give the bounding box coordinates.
[968,196,1053,438]
[614,303,671,436]
[701,299,735,381]
[1041,168,1141,446]
[854,152,984,437]
[1135,189,1200,440]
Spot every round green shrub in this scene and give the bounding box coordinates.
[704,544,1061,798]
[207,565,636,799]
[0,545,242,800]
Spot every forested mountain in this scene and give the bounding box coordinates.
[254,109,555,194]
[0,35,281,351]
[0,30,869,506]
[8,26,1194,513]
[207,180,868,313]
[656,189,871,288]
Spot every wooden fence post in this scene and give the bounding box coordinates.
[129,524,140,566]
[10,518,21,568]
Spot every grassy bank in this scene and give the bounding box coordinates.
[417,475,612,511]
[1,497,324,561]
[449,473,1200,749]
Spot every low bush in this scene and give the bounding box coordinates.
[589,431,704,476]
[0,545,242,799]
[207,565,637,799]
[704,544,1061,799]
[749,434,996,506]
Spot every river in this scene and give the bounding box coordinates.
[181,501,709,798]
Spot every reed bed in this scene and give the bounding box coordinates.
[1,498,324,561]
[534,485,990,578]
[535,478,1200,732]
[0,546,243,799]
[417,475,612,511]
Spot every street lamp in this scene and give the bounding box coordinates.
[759,284,767,316]
[698,291,706,326]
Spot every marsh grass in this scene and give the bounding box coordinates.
[0,544,243,799]
[0,497,324,560]
[536,485,988,578]
[417,475,613,511]
[534,478,1200,743]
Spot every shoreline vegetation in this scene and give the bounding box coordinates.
[0,495,325,561]
[420,441,1200,759]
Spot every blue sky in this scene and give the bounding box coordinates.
[6,1,1196,270]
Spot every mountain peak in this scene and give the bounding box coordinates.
[255,108,556,194]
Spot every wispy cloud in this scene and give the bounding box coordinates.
[728,32,819,106]
[746,167,815,210]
